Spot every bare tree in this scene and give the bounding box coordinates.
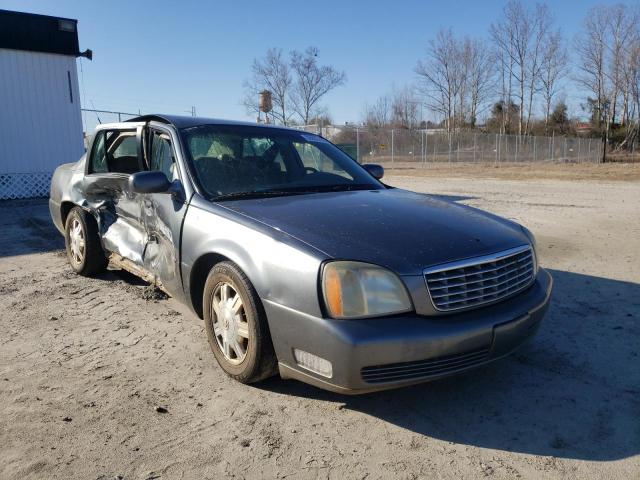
[540,30,568,133]
[608,5,639,127]
[525,3,552,134]
[362,87,421,129]
[490,1,553,135]
[575,6,609,129]
[496,44,515,133]
[619,15,640,147]
[629,42,640,146]
[490,1,526,135]
[415,29,465,132]
[463,38,495,127]
[242,48,292,125]
[363,95,392,128]
[576,3,639,147]
[289,47,346,125]
[416,29,495,130]
[606,5,637,125]
[391,86,421,129]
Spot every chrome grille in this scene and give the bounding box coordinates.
[425,245,535,312]
[361,348,490,384]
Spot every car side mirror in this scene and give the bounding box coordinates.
[363,163,384,180]
[129,171,171,194]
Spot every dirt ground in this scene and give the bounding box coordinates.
[1,167,639,479]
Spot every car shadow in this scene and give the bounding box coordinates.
[0,199,152,290]
[99,268,149,286]
[0,199,63,257]
[260,269,640,462]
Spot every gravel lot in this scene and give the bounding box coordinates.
[1,170,639,479]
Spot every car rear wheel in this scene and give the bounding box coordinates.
[203,261,277,383]
[64,207,108,276]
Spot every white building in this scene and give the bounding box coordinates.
[0,9,89,200]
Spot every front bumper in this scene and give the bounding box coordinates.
[264,268,553,394]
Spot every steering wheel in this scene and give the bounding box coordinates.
[304,166,318,174]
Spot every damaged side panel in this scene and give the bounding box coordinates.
[140,193,186,299]
[51,121,189,303]
[101,216,146,265]
[83,174,147,266]
[135,124,191,301]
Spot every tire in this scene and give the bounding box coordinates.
[64,206,108,276]
[203,261,277,383]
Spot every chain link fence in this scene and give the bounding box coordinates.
[298,126,604,166]
[79,115,606,166]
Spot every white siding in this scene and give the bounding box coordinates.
[0,48,84,175]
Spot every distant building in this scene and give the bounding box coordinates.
[0,9,90,199]
[575,122,593,136]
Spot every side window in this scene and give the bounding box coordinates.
[273,152,286,172]
[113,136,137,157]
[150,131,177,180]
[243,137,274,156]
[107,133,140,174]
[89,132,108,173]
[88,130,140,174]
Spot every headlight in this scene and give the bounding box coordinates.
[521,225,539,274]
[322,261,413,319]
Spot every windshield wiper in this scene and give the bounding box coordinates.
[212,190,307,201]
[327,184,375,192]
[212,184,376,201]
[291,184,375,193]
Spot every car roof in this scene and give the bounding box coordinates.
[127,114,305,133]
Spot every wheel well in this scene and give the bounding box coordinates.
[60,201,77,226]
[189,252,230,319]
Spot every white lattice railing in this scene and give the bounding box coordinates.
[0,172,52,200]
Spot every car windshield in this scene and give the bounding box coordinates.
[181,125,383,199]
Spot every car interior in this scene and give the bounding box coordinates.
[189,134,354,196]
[192,137,293,194]
[89,130,140,174]
[106,134,139,174]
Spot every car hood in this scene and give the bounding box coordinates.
[222,188,529,275]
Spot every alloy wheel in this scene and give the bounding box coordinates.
[69,218,85,265]
[211,282,250,364]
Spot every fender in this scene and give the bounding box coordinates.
[181,198,327,318]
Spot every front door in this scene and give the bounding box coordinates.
[140,125,189,299]
[83,126,147,265]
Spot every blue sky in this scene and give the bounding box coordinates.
[1,0,633,127]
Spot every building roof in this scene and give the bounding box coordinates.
[0,9,80,57]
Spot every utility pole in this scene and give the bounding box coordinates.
[602,101,610,163]
[391,129,395,164]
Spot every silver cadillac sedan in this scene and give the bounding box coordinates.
[49,115,552,394]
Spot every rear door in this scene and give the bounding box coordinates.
[140,124,189,298]
[83,125,147,265]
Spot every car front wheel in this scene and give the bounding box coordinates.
[203,261,277,383]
